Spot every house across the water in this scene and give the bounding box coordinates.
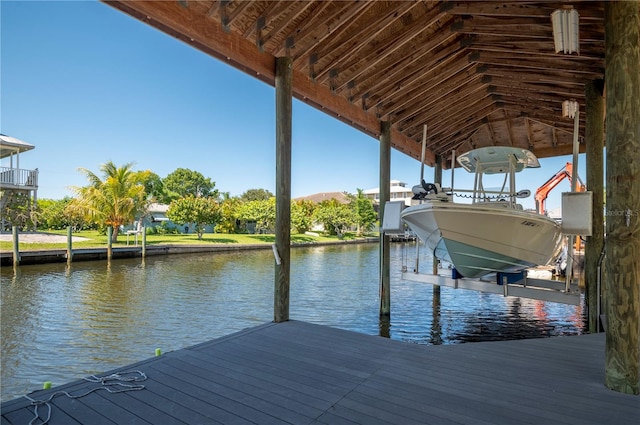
[363,180,415,208]
[0,134,39,230]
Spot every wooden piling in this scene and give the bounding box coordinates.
[603,0,640,395]
[12,226,20,267]
[66,226,73,262]
[107,226,113,261]
[379,120,391,317]
[274,56,292,323]
[584,80,605,333]
[142,227,146,258]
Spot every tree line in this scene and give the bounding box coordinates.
[5,162,377,242]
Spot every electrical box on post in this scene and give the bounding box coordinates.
[561,191,593,235]
[381,201,405,234]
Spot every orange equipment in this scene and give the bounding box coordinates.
[535,162,586,215]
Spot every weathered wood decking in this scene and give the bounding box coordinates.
[2,321,638,425]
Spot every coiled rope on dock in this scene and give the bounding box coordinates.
[24,370,147,425]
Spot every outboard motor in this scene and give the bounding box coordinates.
[421,181,438,194]
[412,180,438,200]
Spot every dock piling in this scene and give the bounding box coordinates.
[603,0,640,395]
[142,227,146,258]
[67,226,73,262]
[12,225,20,267]
[107,226,113,261]
[379,120,391,317]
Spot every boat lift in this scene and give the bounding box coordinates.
[400,266,581,306]
[382,201,582,306]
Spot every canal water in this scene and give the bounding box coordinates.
[1,243,584,402]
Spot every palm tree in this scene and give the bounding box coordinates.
[70,161,147,242]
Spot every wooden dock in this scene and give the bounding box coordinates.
[2,321,638,425]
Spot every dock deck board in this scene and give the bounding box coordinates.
[2,321,638,425]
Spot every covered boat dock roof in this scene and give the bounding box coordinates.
[104,0,607,167]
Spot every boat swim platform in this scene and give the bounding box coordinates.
[402,271,582,305]
[2,321,637,425]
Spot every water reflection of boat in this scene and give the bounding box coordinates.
[401,146,563,279]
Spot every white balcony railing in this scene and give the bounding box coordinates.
[0,166,38,189]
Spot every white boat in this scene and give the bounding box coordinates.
[401,146,563,279]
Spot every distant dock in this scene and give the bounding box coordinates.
[0,238,379,267]
[2,321,637,424]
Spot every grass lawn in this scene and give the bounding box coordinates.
[0,229,378,252]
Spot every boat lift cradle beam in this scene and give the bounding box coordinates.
[401,270,581,306]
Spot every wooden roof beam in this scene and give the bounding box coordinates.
[351,32,464,104]
[432,100,512,141]
[330,6,447,93]
[500,103,578,131]
[452,15,605,41]
[487,84,576,107]
[270,2,330,55]
[292,2,399,75]
[533,143,587,159]
[423,102,498,144]
[470,51,604,78]
[436,127,484,157]
[285,2,371,62]
[391,66,485,124]
[404,96,497,141]
[242,1,303,39]
[468,40,605,62]
[505,110,516,146]
[486,115,500,144]
[479,64,602,86]
[360,36,467,109]
[314,5,445,85]
[453,17,556,39]
[381,52,480,117]
[485,74,584,102]
[443,1,605,20]
[380,56,478,115]
[227,0,253,26]
[470,32,605,45]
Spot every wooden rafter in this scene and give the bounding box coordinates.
[282,2,362,60]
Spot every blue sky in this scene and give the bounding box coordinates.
[1,0,585,211]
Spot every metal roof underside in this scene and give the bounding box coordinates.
[103,1,606,168]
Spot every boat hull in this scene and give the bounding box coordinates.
[401,202,563,278]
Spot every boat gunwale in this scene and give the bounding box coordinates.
[401,201,560,226]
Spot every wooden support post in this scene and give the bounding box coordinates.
[142,226,146,258]
[584,80,605,333]
[67,225,73,263]
[107,226,113,261]
[379,120,391,317]
[604,1,640,395]
[274,56,292,323]
[12,225,20,267]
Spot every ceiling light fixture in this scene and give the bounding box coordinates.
[562,100,578,118]
[551,9,580,54]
